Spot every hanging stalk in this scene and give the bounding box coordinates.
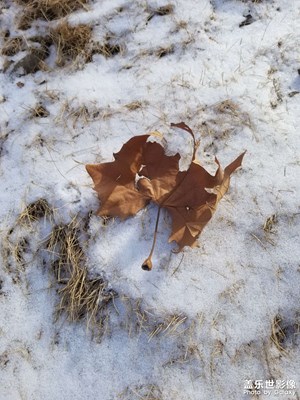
[141,207,161,271]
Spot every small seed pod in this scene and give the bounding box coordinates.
[142,257,152,271]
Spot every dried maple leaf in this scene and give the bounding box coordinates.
[86,122,245,271]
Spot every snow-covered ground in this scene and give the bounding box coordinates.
[0,0,300,399]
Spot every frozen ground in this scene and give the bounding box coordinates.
[0,0,300,399]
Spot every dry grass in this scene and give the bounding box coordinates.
[270,315,287,353]
[124,101,143,111]
[46,217,117,338]
[1,37,23,56]
[156,45,175,58]
[148,313,188,341]
[55,98,144,128]
[120,296,149,337]
[1,230,30,285]
[13,237,29,267]
[120,296,189,340]
[210,339,224,376]
[17,198,52,226]
[29,104,50,118]
[46,222,82,282]
[251,214,278,248]
[1,199,53,280]
[55,100,102,128]
[162,317,203,368]
[263,214,277,233]
[214,99,240,115]
[66,104,91,127]
[50,22,92,66]
[5,200,117,339]
[0,132,9,157]
[147,4,174,22]
[138,45,175,61]
[92,41,123,58]
[17,0,89,29]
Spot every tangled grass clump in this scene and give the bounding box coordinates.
[17,0,89,29]
[50,22,92,66]
[46,218,117,335]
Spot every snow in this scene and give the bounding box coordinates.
[1,0,300,399]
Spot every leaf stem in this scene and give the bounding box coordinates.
[142,207,161,271]
[161,122,199,207]
[170,122,198,161]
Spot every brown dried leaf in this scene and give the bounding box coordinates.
[86,135,150,218]
[86,123,245,269]
[164,153,245,250]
